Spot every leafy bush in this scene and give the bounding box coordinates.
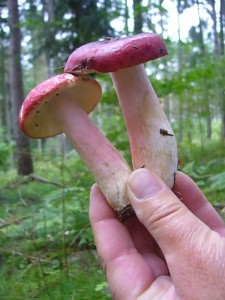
[0,155,109,299]
[181,157,225,204]
[0,141,14,171]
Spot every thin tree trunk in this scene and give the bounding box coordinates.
[0,44,4,142]
[206,0,224,138]
[7,0,33,175]
[219,0,224,57]
[177,1,183,142]
[207,0,219,56]
[197,0,211,139]
[186,91,193,145]
[124,0,130,35]
[133,0,143,33]
[44,0,55,77]
[3,58,13,145]
[219,0,225,138]
[1,42,14,166]
[197,96,204,149]
[159,0,165,36]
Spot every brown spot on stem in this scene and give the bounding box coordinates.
[160,129,174,136]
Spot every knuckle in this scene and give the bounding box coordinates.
[143,197,185,233]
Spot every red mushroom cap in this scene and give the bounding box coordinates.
[64,33,168,74]
[19,73,101,138]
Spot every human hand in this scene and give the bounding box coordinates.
[89,169,225,300]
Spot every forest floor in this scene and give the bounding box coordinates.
[0,156,110,299]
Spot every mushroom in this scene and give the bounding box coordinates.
[19,73,132,220]
[64,32,178,188]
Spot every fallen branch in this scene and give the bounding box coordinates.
[0,216,31,228]
[1,174,65,190]
[29,173,65,188]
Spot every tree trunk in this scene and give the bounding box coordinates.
[159,0,165,36]
[197,0,211,139]
[219,0,225,138]
[7,0,33,175]
[0,43,4,142]
[206,0,224,138]
[43,0,55,77]
[177,1,183,142]
[133,0,143,33]
[206,0,219,55]
[124,0,130,35]
[1,41,14,165]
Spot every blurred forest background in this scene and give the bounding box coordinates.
[0,0,224,299]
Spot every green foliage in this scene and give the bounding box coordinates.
[1,137,224,299]
[0,250,110,299]
[179,140,225,204]
[0,141,14,171]
[209,172,225,192]
[0,155,111,299]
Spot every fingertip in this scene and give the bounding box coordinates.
[173,172,194,190]
[173,171,205,208]
[128,168,165,201]
[89,183,116,224]
[90,183,100,198]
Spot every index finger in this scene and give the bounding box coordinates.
[89,184,156,299]
[173,172,225,236]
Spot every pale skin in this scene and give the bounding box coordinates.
[89,169,225,300]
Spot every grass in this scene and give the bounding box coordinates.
[0,155,110,299]
[178,139,225,204]
[0,250,110,299]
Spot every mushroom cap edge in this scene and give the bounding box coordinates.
[64,32,168,74]
[19,73,102,139]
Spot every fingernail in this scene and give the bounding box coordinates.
[128,169,163,200]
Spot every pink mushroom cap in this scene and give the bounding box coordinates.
[64,32,168,74]
[19,73,101,138]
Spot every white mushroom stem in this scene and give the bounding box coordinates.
[53,98,131,210]
[111,64,178,188]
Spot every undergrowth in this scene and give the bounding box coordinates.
[178,139,225,204]
[0,139,224,299]
[0,154,110,299]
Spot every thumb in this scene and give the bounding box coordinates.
[127,168,210,255]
